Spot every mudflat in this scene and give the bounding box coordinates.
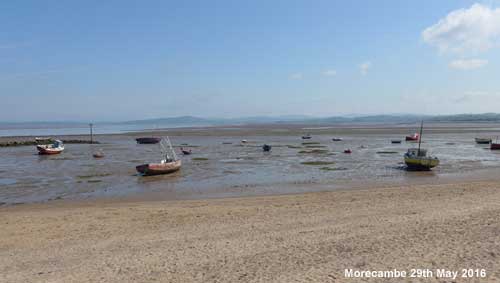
[1,181,499,282]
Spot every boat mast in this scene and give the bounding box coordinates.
[417,120,423,155]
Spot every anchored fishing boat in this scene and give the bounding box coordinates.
[404,122,439,170]
[36,140,64,155]
[136,137,182,176]
[136,137,161,144]
[475,138,492,144]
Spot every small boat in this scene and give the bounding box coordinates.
[93,150,104,158]
[302,134,312,140]
[241,139,248,143]
[405,133,419,141]
[136,137,161,144]
[332,138,343,141]
[491,142,500,150]
[37,140,64,155]
[391,139,402,144]
[344,149,352,154]
[475,138,492,144]
[262,144,272,152]
[404,121,439,170]
[136,137,181,176]
[180,147,192,155]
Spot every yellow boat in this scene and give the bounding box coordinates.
[404,121,439,170]
[404,148,439,170]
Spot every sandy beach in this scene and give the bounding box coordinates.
[2,181,499,282]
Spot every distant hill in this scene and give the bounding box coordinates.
[6,113,500,128]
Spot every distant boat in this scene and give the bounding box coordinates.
[93,150,104,158]
[475,138,492,144]
[391,139,402,144]
[405,133,419,141]
[136,137,161,144]
[491,137,500,150]
[136,137,181,176]
[332,138,342,141]
[404,121,439,170]
[302,134,312,139]
[180,147,192,155]
[37,140,64,155]
[344,149,352,154]
[241,139,248,143]
[262,144,272,152]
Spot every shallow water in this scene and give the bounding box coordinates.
[1,130,500,204]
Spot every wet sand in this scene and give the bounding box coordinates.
[2,181,499,282]
[3,123,500,205]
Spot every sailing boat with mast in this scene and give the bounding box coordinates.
[136,137,182,176]
[404,121,439,170]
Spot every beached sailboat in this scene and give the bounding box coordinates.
[136,137,182,176]
[404,121,439,170]
[36,140,64,155]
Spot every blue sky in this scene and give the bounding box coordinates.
[2,0,500,121]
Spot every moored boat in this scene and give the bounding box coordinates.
[136,137,161,144]
[475,138,492,144]
[262,144,272,152]
[405,133,419,141]
[391,139,402,144]
[404,121,439,170]
[136,137,181,176]
[180,147,192,155]
[491,143,500,150]
[136,159,182,176]
[344,149,352,154]
[332,138,342,141]
[302,134,312,139]
[36,140,64,155]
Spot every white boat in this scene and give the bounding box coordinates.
[36,140,64,155]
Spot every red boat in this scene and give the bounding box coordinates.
[491,143,500,150]
[136,159,182,176]
[136,137,161,144]
[405,133,419,141]
[37,140,64,155]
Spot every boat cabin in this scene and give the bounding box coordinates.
[406,148,427,157]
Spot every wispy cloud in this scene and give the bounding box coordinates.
[359,61,372,75]
[322,69,337,77]
[422,4,500,54]
[449,58,488,70]
[289,73,303,80]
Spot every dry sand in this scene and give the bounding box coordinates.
[1,182,500,282]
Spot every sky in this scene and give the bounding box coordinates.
[2,0,500,121]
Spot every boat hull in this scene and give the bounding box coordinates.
[36,145,63,155]
[136,160,182,176]
[136,137,161,144]
[476,138,492,144]
[404,156,439,170]
[491,143,500,150]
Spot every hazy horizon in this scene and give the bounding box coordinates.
[2,1,500,121]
